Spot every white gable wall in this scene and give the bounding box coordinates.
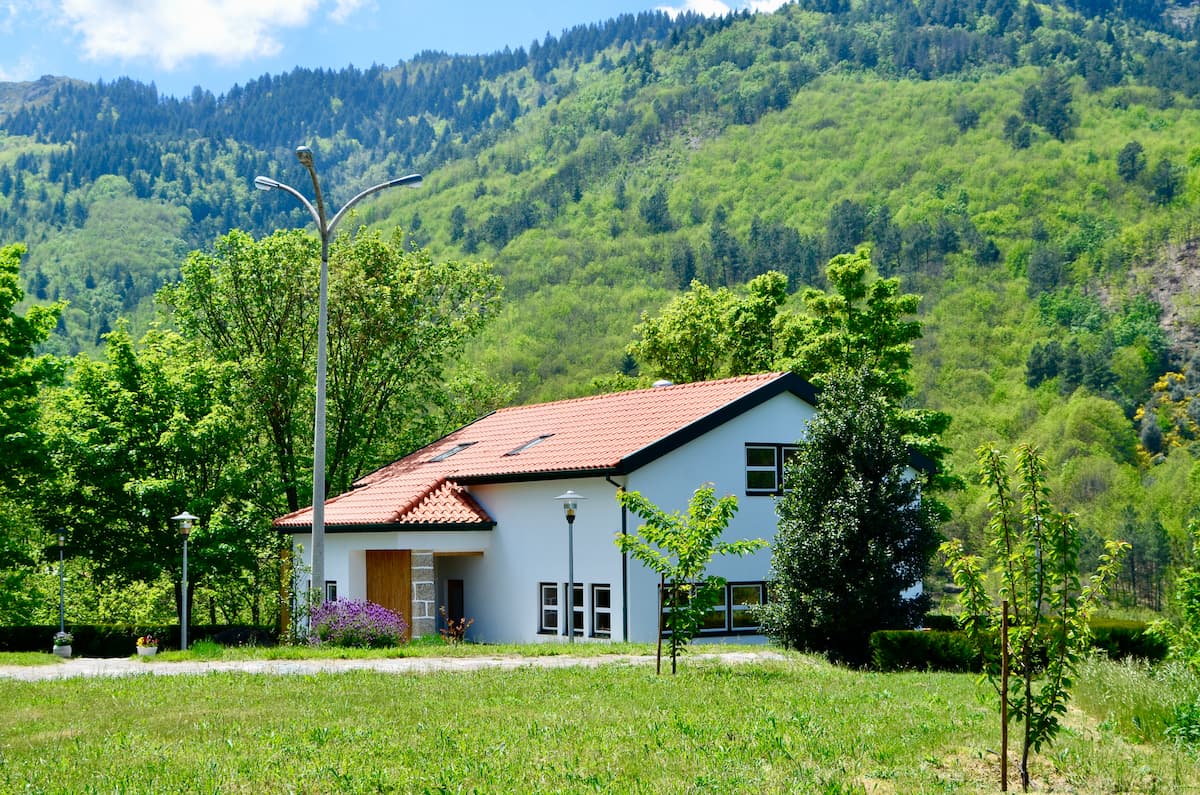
[620,391,815,643]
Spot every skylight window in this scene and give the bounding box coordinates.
[504,434,553,456]
[428,442,475,462]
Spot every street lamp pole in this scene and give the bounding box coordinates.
[254,147,421,604]
[555,491,586,642]
[172,512,198,651]
[57,532,65,634]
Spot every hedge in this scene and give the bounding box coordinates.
[872,618,1168,672]
[0,625,276,656]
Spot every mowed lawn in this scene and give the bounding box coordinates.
[1,654,1194,793]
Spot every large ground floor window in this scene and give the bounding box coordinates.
[661,580,767,636]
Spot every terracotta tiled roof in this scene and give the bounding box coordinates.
[275,372,813,530]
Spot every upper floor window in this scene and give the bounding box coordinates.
[745,443,798,495]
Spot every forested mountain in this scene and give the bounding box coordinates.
[4,0,1200,609]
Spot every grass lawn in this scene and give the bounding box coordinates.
[1,652,1196,793]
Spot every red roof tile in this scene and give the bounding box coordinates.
[275,372,811,529]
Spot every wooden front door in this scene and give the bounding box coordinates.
[366,550,412,640]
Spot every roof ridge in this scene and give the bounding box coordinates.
[490,371,789,414]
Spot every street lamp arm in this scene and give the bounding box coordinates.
[253,176,322,230]
[327,174,423,238]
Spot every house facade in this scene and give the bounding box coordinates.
[274,372,818,643]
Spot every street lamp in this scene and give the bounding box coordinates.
[57,531,65,634]
[172,511,198,651]
[554,491,586,642]
[254,146,422,604]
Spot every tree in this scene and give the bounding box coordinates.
[615,485,765,674]
[1148,157,1180,205]
[1116,140,1145,183]
[0,243,63,491]
[160,227,505,509]
[777,246,954,490]
[941,444,1128,792]
[758,369,940,665]
[41,327,260,626]
[628,271,788,383]
[1151,520,1200,670]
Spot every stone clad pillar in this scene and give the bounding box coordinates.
[411,550,436,638]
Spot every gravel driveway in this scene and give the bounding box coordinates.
[0,650,786,682]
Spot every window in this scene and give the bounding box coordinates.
[538,582,558,634]
[660,581,767,636]
[745,443,799,495]
[591,584,612,637]
[729,582,767,630]
[567,583,584,636]
[504,434,553,456]
[324,580,338,602]
[429,442,475,462]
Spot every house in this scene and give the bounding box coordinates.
[274,371,819,643]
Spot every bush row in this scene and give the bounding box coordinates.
[0,625,276,656]
[871,618,1169,672]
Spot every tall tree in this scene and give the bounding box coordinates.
[41,327,254,623]
[160,227,505,507]
[0,243,63,491]
[757,369,940,665]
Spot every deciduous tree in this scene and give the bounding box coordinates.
[615,485,765,674]
[941,443,1127,792]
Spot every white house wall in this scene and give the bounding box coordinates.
[464,478,627,644]
[622,391,814,643]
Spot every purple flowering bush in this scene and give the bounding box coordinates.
[309,599,408,648]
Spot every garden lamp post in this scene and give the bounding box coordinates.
[57,531,65,634]
[555,491,586,642]
[254,146,422,605]
[172,511,198,651]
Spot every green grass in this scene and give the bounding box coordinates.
[0,654,1194,793]
[0,652,61,666]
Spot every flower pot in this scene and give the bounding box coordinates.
[137,645,157,657]
[52,645,71,658]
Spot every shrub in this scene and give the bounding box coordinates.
[309,599,407,648]
[870,630,981,672]
[1089,618,1168,662]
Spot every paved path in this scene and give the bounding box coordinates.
[0,650,787,682]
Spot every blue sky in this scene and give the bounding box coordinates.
[0,1,787,99]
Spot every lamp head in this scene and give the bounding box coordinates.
[253,175,280,191]
[554,490,586,522]
[172,511,199,536]
[295,146,315,169]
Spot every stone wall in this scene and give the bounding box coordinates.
[411,550,436,637]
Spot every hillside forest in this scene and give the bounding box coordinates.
[3,0,1200,628]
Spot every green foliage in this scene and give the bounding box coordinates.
[160,228,506,508]
[627,271,786,383]
[941,443,1129,792]
[0,243,63,489]
[758,369,940,665]
[1150,521,1200,671]
[870,629,981,673]
[614,485,765,674]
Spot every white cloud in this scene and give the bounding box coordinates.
[656,0,731,18]
[657,0,791,19]
[745,0,790,11]
[55,0,367,70]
